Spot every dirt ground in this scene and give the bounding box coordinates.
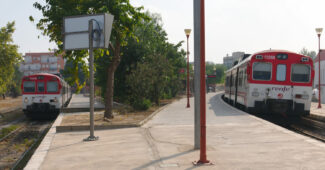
[61,97,181,126]
[0,97,22,113]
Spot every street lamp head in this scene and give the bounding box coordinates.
[316,28,323,36]
[184,29,192,37]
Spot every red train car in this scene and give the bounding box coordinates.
[224,50,314,116]
[21,73,72,118]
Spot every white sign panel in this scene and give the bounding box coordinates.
[63,13,114,50]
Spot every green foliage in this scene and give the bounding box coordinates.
[205,62,226,84]
[0,22,22,95]
[132,98,151,110]
[109,13,186,110]
[215,64,226,83]
[95,12,186,110]
[8,64,23,97]
[61,59,88,93]
[300,47,316,59]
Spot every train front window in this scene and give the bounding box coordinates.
[276,64,286,81]
[38,82,44,92]
[252,62,271,80]
[23,81,35,92]
[291,64,310,83]
[47,81,58,92]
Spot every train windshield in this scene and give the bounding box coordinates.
[252,62,272,80]
[38,82,45,92]
[291,64,310,83]
[47,81,58,92]
[23,81,35,92]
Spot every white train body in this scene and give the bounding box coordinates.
[224,50,314,116]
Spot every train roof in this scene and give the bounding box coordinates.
[22,73,64,82]
[225,49,309,73]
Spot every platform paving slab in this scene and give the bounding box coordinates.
[27,92,325,170]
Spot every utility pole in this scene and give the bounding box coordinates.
[84,20,98,141]
[193,0,201,150]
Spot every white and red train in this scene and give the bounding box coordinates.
[224,50,314,116]
[21,73,72,118]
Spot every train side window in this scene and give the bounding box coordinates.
[291,64,310,83]
[47,81,58,92]
[243,69,247,85]
[230,76,232,87]
[38,82,45,92]
[276,64,286,81]
[238,71,243,86]
[252,62,272,80]
[23,81,35,92]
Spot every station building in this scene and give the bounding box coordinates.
[314,50,325,103]
[19,52,65,76]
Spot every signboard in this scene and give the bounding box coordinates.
[63,13,114,50]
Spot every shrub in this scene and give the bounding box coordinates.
[132,98,151,111]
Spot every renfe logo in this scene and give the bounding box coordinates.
[272,87,290,92]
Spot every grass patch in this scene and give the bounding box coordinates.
[0,125,19,138]
[14,138,35,152]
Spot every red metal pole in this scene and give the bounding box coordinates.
[187,35,191,108]
[199,0,209,163]
[318,34,322,108]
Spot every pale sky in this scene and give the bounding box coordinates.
[1,0,325,63]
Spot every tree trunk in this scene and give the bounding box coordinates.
[104,66,115,118]
[104,40,121,119]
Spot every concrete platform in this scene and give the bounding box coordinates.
[25,92,325,170]
[63,94,104,112]
[310,101,325,119]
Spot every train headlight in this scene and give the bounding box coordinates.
[53,97,58,103]
[24,97,29,103]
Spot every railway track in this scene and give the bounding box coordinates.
[0,119,53,169]
[289,116,325,142]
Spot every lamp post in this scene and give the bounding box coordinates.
[185,29,192,108]
[316,28,323,108]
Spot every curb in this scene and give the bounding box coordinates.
[138,102,171,126]
[62,107,105,113]
[56,124,138,133]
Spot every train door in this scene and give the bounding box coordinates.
[234,67,239,106]
[229,72,232,103]
[37,80,45,102]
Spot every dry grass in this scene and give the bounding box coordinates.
[61,106,159,126]
[60,97,181,126]
[0,97,22,113]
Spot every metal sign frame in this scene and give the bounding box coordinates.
[63,13,114,50]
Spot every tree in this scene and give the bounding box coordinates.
[61,59,88,93]
[96,12,186,108]
[124,13,186,108]
[32,0,148,119]
[215,64,226,83]
[300,47,316,59]
[0,22,21,96]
